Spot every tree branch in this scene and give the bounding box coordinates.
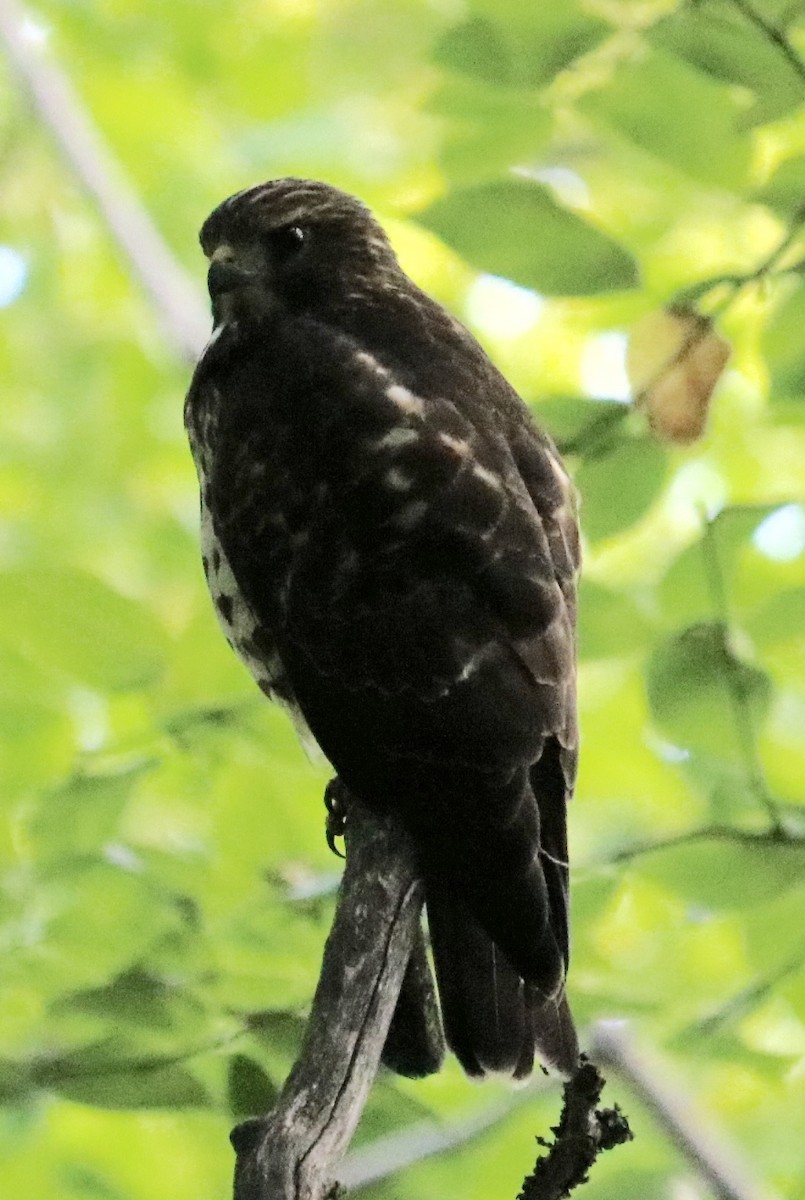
[590,1021,782,1200]
[517,1058,633,1200]
[230,802,426,1200]
[0,0,209,362]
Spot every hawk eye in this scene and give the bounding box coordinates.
[269,224,306,263]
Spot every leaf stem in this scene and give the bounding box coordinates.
[700,514,785,832]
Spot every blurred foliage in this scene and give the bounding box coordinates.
[1,0,805,1197]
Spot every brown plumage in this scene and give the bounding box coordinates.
[185,178,580,1078]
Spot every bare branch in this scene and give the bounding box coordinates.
[0,0,209,362]
[590,1021,783,1200]
[518,1058,633,1200]
[231,802,425,1200]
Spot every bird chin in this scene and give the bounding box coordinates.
[212,287,279,330]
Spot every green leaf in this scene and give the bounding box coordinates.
[53,967,201,1034]
[763,283,805,403]
[434,5,611,88]
[532,397,629,454]
[428,78,552,183]
[0,1058,34,1104]
[34,1044,210,1110]
[746,587,805,648]
[227,1053,278,1119]
[755,157,805,219]
[574,436,668,542]
[0,568,169,692]
[577,580,653,658]
[580,48,751,189]
[43,861,183,986]
[742,882,805,975]
[433,16,511,86]
[418,179,639,295]
[646,622,772,757]
[682,752,767,824]
[651,3,805,125]
[658,506,782,627]
[0,697,74,800]
[23,763,153,863]
[635,835,805,910]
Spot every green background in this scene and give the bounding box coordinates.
[2,0,805,1196]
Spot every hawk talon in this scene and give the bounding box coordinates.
[324,778,349,859]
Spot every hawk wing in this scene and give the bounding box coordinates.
[203,315,579,1073]
[208,319,578,770]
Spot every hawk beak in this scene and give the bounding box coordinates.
[207,244,258,299]
[207,258,253,298]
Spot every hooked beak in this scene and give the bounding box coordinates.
[206,244,256,299]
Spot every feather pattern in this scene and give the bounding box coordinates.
[185,179,580,1078]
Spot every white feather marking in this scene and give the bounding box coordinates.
[199,323,226,361]
[384,467,413,492]
[438,432,471,457]
[472,463,502,489]
[355,350,388,376]
[539,847,570,868]
[210,244,236,263]
[548,452,570,488]
[455,647,485,682]
[373,426,419,452]
[386,384,425,417]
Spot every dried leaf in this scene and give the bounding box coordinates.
[627,307,731,443]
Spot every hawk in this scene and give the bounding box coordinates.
[185,178,580,1079]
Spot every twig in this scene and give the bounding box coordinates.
[590,1021,783,1200]
[517,1058,633,1200]
[700,514,785,831]
[723,0,805,84]
[0,0,209,362]
[231,802,425,1200]
[684,942,805,1038]
[677,198,805,314]
[603,822,800,865]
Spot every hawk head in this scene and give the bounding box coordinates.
[200,177,400,326]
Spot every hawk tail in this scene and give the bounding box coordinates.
[380,920,445,1078]
[425,884,578,1079]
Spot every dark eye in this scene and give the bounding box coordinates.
[269,224,306,263]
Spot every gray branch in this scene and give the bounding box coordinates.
[590,1021,782,1200]
[232,802,425,1200]
[341,1085,546,1191]
[0,0,209,362]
